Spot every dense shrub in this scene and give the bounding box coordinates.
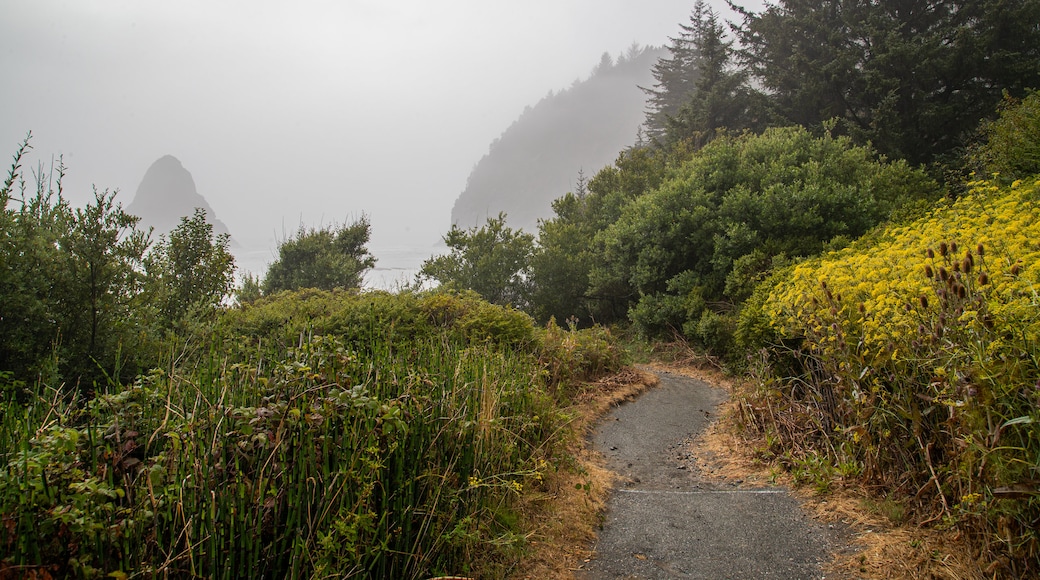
[590,126,938,352]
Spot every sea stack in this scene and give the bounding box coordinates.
[126,155,234,242]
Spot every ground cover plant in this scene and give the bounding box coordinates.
[737,177,1040,575]
[0,289,624,579]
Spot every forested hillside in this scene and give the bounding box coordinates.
[450,45,662,233]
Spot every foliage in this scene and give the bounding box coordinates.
[528,146,674,325]
[588,126,938,351]
[0,137,153,387]
[535,318,625,397]
[645,1,758,148]
[739,178,1040,575]
[235,271,263,305]
[420,213,535,307]
[146,207,235,328]
[731,0,1040,167]
[263,217,375,294]
[971,90,1040,182]
[60,188,151,385]
[222,288,538,359]
[0,289,624,579]
[528,193,596,325]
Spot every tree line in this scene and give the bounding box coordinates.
[419,0,1040,359]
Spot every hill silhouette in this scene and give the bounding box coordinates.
[126,155,234,243]
[450,46,662,233]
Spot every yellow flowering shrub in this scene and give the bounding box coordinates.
[767,178,1040,358]
[741,178,1040,574]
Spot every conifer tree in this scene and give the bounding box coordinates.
[666,1,754,147]
[732,0,1040,166]
[641,3,701,143]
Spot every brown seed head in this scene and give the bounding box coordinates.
[939,267,949,281]
[951,241,959,254]
[924,264,934,278]
[939,241,949,256]
[963,258,973,274]
[920,295,929,309]
[979,272,989,285]
[977,243,984,257]
[927,248,935,259]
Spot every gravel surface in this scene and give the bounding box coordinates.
[578,371,840,579]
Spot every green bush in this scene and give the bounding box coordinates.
[595,127,938,357]
[971,90,1040,182]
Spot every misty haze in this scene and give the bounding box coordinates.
[1,0,717,288]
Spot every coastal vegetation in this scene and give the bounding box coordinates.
[4,0,1040,577]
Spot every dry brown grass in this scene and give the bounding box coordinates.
[653,361,986,580]
[508,368,658,580]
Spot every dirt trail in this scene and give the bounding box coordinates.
[577,371,840,579]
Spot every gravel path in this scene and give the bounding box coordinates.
[578,371,840,579]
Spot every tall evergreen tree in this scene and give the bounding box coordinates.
[732,0,1040,166]
[641,3,701,143]
[667,2,756,147]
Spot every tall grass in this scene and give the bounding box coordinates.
[0,289,620,578]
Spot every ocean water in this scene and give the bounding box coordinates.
[232,244,438,292]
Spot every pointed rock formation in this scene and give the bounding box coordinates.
[126,155,234,242]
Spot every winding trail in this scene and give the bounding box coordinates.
[578,371,839,579]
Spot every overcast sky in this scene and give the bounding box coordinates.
[1,0,757,267]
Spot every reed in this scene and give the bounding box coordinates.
[0,289,618,579]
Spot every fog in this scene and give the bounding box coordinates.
[1,0,756,282]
